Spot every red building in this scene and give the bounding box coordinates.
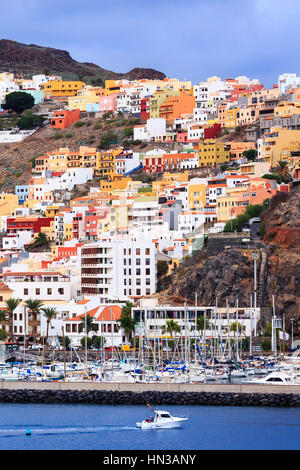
[143,155,164,174]
[57,243,83,260]
[140,97,150,120]
[51,109,81,129]
[6,217,54,237]
[203,123,221,140]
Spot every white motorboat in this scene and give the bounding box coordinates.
[136,409,188,429]
[243,371,298,385]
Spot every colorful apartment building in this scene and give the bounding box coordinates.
[224,108,238,128]
[6,216,54,237]
[197,140,230,167]
[40,80,85,99]
[149,89,178,119]
[159,93,196,125]
[228,142,256,161]
[261,128,300,166]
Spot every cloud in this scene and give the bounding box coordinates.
[0,0,299,86]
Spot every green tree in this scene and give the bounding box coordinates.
[261,339,271,351]
[117,302,136,342]
[17,110,45,130]
[157,260,169,278]
[81,336,93,349]
[41,307,58,341]
[79,314,98,335]
[32,232,50,249]
[3,91,34,114]
[0,298,21,342]
[0,328,8,342]
[122,127,134,139]
[274,161,291,183]
[243,149,257,161]
[93,335,107,349]
[263,322,272,337]
[161,319,181,339]
[197,315,211,332]
[24,299,44,338]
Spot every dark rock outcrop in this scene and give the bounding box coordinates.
[0,39,166,81]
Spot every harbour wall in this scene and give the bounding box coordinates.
[0,382,299,406]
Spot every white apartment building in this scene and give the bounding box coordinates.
[81,238,157,302]
[132,298,260,341]
[278,73,300,94]
[134,118,166,142]
[2,271,74,302]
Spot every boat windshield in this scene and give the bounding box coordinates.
[160,414,171,418]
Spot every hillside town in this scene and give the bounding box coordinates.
[0,69,299,359]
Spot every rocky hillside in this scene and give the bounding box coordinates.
[157,185,300,334]
[261,185,300,248]
[0,39,166,81]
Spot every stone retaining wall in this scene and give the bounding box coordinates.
[0,387,299,407]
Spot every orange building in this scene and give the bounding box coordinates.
[228,142,256,161]
[51,109,81,129]
[159,93,196,125]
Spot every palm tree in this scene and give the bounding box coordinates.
[79,314,98,336]
[24,299,44,343]
[32,232,50,250]
[118,302,136,343]
[41,307,58,342]
[161,319,181,338]
[0,298,21,342]
[274,161,291,183]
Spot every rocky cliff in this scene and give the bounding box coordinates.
[0,39,166,81]
[157,184,300,334]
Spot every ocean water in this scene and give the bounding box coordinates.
[0,403,299,450]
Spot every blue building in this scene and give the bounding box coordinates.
[15,185,29,204]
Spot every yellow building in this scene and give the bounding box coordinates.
[261,127,300,166]
[68,86,106,111]
[105,80,121,95]
[40,80,85,99]
[45,205,61,218]
[34,147,98,173]
[96,148,122,178]
[216,187,248,222]
[149,89,178,119]
[274,101,300,117]
[152,171,189,196]
[64,223,74,240]
[188,182,206,210]
[41,221,56,242]
[0,193,19,230]
[225,108,239,128]
[198,140,230,167]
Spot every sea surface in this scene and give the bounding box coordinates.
[0,403,299,450]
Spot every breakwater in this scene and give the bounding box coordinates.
[0,382,300,407]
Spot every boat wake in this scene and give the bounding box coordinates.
[0,425,137,437]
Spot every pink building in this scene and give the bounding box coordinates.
[99,94,118,113]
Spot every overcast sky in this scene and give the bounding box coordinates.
[1,0,299,87]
